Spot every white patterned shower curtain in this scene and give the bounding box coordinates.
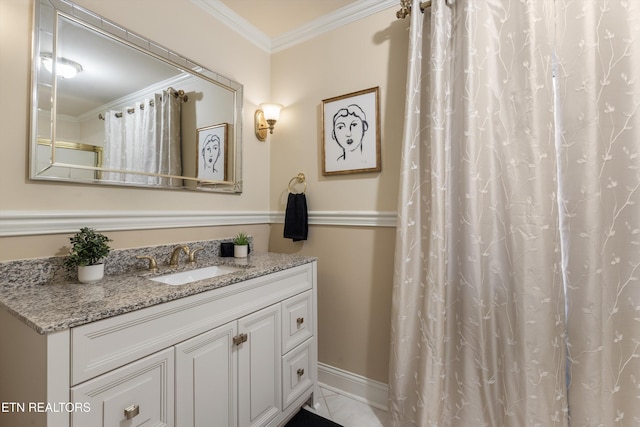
[389,1,640,426]
[102,88,182,186]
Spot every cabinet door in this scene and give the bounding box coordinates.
[71,348,174,427]
[175,322,237,427]
[237,304,281,427]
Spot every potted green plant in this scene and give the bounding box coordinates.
[233,231,250,258]
[64,227,112,283]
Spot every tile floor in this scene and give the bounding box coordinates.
[307,385,392,427]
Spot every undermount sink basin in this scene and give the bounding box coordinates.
[150,265,241,286]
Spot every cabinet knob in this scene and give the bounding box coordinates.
[233,333,248,346]
[297,368,305,377]
[296,317,304,326]
[124,404,139,420]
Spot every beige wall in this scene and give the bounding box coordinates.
[270,225,396,384]
[269,11,409,212]
[269,11,409,383]
[0,0,410,386]
[0,224,271,261]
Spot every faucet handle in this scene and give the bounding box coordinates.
[169,244,190,267]
[188,247,204,264]
[136,255,158,272]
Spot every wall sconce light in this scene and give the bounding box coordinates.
[255,103,283,141]
[41,53,83,79]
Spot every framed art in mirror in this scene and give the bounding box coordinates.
[196,123,228,183]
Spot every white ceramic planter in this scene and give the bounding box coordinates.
[78,263,105,283]
[234,245,248,258]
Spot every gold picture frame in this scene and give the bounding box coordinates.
[321,87,381,176]
[196,123,228,182]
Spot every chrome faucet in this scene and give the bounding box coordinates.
[169,244,190,267]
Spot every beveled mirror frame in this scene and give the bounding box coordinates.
[30,0,243,193]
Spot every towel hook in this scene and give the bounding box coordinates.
[288,173,306,194]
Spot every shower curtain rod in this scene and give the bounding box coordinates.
[168,87,189,102]
[396,0,431,19]
[97,87,188,120]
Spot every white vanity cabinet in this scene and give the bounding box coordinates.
[173,289,316,427]
[0,261,317,427]
[175,304,283,427]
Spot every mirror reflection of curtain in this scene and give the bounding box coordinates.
[102,88,182,186]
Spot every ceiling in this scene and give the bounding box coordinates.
[47,0,399,117]
[217,0,359,38]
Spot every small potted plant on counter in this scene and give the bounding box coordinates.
[233,231,250,258]
[64,227,112,283]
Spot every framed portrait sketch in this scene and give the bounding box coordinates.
[322,86,381,176]
[196,123,228,182]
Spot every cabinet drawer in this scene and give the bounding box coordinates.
[281,290,313,354]
[71,264,313,384]
[282,340,313,410]
[71,348,174,427]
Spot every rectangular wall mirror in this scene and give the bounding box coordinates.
[30,0,244,193]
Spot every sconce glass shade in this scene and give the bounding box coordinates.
[41,53,83,79]
[260,103,283,121]
[255,103,284,141]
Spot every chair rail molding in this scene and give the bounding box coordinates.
[0,210,397,236]
[0,211,271,237]
[271,210,397,228]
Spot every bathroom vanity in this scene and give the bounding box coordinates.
[0,251,318,427]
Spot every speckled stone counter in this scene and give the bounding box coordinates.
[0,250,315,335]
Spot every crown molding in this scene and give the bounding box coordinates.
[0,210,397,236]
[191,0,398,54]
[271,0,398,53]
[190,0,272,53]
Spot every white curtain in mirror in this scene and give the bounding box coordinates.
[390,0,640,425]
[102,88,182,186]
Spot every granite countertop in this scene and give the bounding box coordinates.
[0,252,315,335]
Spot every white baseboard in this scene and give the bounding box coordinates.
[317,363,389,412]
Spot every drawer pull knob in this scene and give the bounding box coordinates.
[297,368,305,377]
[233,333,248,346]
[296,317,304,326]
[124,404,139,420]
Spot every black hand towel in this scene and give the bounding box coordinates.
[284,193,308,241]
